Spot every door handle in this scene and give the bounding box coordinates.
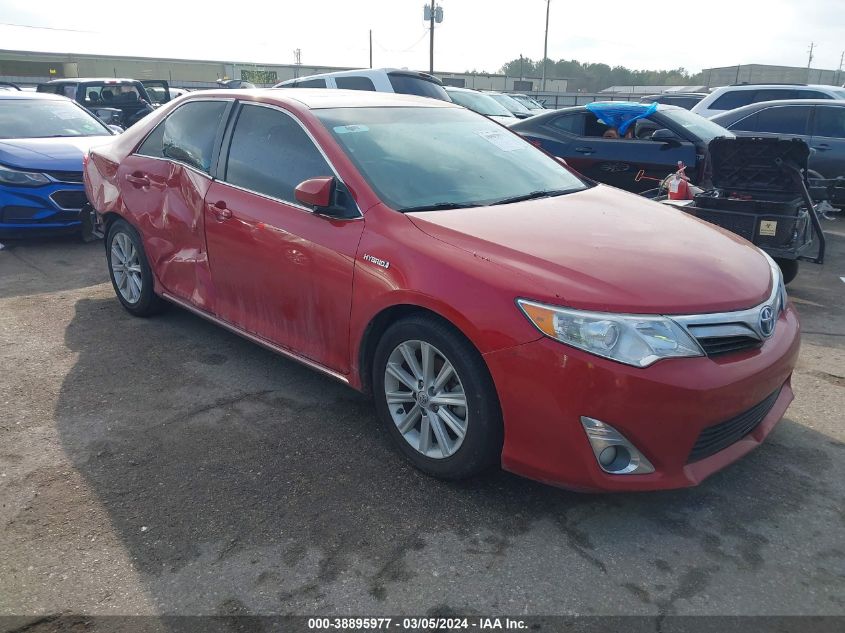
[813,144,831,151]
[574,146,594,154]
[210,200,232,221]
[125,173,150,187]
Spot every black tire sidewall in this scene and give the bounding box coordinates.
[774,258,799,285]
[372,315,503,479]
[106,219,161,316]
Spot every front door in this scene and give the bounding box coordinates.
[203,102,364,374]
[810,105,845,178]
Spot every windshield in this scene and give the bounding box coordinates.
[0,99,111,139]
[512,95,544,110]
[387,73,450,102]
[489,94,531,114]
[316,106,588,211]
[661,107,734,143]
[446,90,514,117]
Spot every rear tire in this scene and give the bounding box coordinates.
[372,315,503,480]
[775,258,799,285]
[106,218,166,317]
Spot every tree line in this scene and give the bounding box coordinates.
[497,57,705,92]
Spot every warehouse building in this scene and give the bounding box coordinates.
[702,64,844,88]
[0,49,567,93]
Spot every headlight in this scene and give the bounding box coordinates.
[517,299,703,367]
[0,163,51,187]
[759,250,787,315]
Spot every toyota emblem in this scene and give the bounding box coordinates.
[759,305,775,338]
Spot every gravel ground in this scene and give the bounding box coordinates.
[0,223,843,620]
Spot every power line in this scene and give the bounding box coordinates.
[0,21,95,33]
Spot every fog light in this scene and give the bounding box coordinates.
[580,417,654,475]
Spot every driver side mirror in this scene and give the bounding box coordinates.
[295,177,358,219]
[651,128,682,145]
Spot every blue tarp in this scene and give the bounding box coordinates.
[585,101,659,135]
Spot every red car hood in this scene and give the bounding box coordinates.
[407,185,772,314]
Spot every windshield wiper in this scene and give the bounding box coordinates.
[398,202,481,213]
[489,189,575,206]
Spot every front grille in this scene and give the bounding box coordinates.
[687,388,781,463]
[696,335,762,356]
[46,170,84,183]
[50,190,88,210]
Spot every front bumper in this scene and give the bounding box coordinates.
[484,304,800,492]
[0,182,86,237]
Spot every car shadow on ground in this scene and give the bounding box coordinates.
[0,237,106,300]
[52,296,845,616]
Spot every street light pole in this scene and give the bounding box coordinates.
[541,0,550,92]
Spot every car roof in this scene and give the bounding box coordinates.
[443,86,481,93]
[712,83,841,92]
[0,91,71,101]
[43,78,141,84]
[278,68,440,84]
[191,88,456,110]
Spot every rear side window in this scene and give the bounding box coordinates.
[813,106,845,138]
[797,90,832,100]
[137,100,228,173]
[387,73,450,101]
[754,106,811,135]
[223,104,333,204]
[335,76,376,91]
[751,89,796,103]
[296,78,327,88]
[548,114,586,136]
[37,84,63,95]
[710,91,755,111]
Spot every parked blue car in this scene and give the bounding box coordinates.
[0,91,115,238]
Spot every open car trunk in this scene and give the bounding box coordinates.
[678,137,825,267]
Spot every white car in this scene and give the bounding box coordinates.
[691,83,845,118]
[444,86,518,125]
[274,68,450,102]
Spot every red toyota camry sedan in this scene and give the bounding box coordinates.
[83,89,799,492]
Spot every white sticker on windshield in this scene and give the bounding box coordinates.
[334,125,369,134]
[476,130,525,152]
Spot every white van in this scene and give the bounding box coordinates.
[274,68,451,102]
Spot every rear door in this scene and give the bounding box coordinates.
[809,105,845,177]
[119,99,231,311]
[203,102,364,373]
[141,80,172,106]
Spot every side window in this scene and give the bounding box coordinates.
[296,78,327,88]
[813,107,845,138]
[37,84,62,95]
[798,90,832,100]
[136,100,228,173]
[710,91,755,111]
[729,112,759,132]
[755,106,811,135]
[548,113,586,136]
[223,104,333,204]
[751,89,796,103]
[335,76,376,91]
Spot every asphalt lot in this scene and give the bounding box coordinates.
[0,221,844,620]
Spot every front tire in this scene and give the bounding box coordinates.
[372,315,503,480]
[106,218,166,317]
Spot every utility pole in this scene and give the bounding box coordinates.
[369,30,373,69]
[837,50,844,86]
[424,3,443,74]
[541,0,550,92]
[429,2,436,74]
[807,42,815,68]
[293,48,302,79]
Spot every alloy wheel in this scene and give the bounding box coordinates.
[383,340,469,459]
[110,232,143,304]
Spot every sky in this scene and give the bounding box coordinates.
[0,0,843,75]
